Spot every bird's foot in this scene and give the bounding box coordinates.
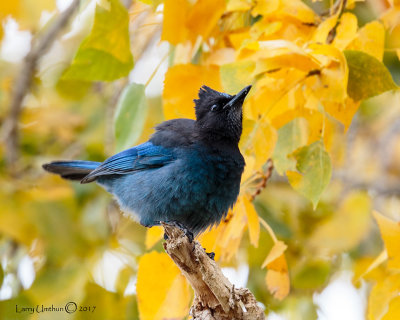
[201,245,215,260]
[206,251,215,260]
[162,221,194,243]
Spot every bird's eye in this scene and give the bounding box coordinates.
[210,104,218,112]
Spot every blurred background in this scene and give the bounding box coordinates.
[0,0,400,319]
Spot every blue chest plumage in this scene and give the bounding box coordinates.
[98,143,244,235]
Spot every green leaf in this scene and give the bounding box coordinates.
[0,265,3,289]
[75,282,138,320]
[292,260,331,290]
[114,83,148,151]
[286,141,332,209]
[56,79,92,100]
[26,263,87,305]
[344,50,398,101]
[115,266,134,294]
[62,0,133,81]
[220,60,255,94]
[272,118,309,175]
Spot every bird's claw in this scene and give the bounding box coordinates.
[206,251,215,260]
[201,246,215,260]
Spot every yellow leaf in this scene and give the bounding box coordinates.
[221,235,243,261]
[186,0,226,41]
[368,273,400,320]
[323,97,361,129]
[380,5,400,31]
[0,1,20,19]
[28,186,73,201]
[199,203,248,261]
[145,226,164,249]
[397,49,400,61]
[228,31,251,50]
[220,200,246,247]
[280,0,316,24]
[265,254,290,300]
[220,60,255,94]
[199,225,223,260]
[353,256,387,284]
[357,250,388,280]
[312,15,338,44]
[241,40,320,74]
[162,0,225,44]
[241,155,255,183]
[201,215,245,261]
[250,19,282,40]
[253,119,278,169]
[137,251,191,320]
[243,196,260,247]
[253,0,316,23]
[227,0,252,12]
[163,64,222,120]
[373,210,400,269]
[308,191,371,254]
[383,296,400,320]
[252,0,279,16]
[332,12,358,50]
[262,240,287,268]
[348,21,385,61]
[247,68,306,123]
[161,0,191,44]
[308,44,348,103]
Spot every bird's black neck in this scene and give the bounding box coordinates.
[195,123,241,148]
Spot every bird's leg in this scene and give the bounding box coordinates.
[163,221,194,243]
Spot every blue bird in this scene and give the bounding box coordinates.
[43,85,251,237]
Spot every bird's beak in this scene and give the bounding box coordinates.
[223,85,252,109]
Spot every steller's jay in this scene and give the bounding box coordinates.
[43,85,251,237]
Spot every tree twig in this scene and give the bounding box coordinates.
[1,0,81,171]
[162,223,265,320]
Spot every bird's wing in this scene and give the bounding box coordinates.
[81,142,174,183]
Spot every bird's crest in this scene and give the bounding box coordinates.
[194,86,232,120]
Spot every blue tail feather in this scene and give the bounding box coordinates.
[42,160,101,182]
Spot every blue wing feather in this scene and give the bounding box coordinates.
[81,142,174,183]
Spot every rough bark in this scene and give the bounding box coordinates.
[162,223,265,320]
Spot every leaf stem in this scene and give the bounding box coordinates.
[144,51,169,88]
[259,216,278,243]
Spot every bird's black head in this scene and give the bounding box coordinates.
[194,85,252,144]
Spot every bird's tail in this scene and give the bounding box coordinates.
[42,160,101,182]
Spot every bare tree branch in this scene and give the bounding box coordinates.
[162,223,265,320]
[1,0,81,171]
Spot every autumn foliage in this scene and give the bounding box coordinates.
[0,0,400,319]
